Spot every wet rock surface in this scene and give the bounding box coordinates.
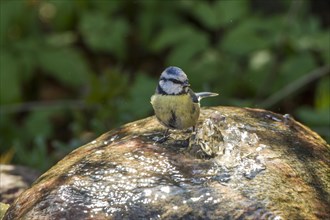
[4,107,330,220]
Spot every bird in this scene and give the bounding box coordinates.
[150,66,218,141]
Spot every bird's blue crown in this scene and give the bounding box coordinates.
[165,66,183,76]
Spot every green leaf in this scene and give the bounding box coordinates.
[166,28,208,67]
[79,12,129,59]
[0,0,25,45]
[315,30,330,62]
[138,1,181,45]
[214,0,248,27]
[246,50,273,94]
[151,24,208,67]
[189,52,239,96]
[220,17,278,55]
[13,136,53,171]
[87,0,120,14]
[120,74,156,119]
[315,76,330,110]
[296,106,330,127]
[189,50,221,84]
[0,52,21,104]
[86,68,128,103]
[151,26,194,52]
[274,53,316,91]
[191,2,217,29]
[13,37,40,82]
[38,48,91,87]
[0,114,17,151]
[24,110,53,138]
[190,1,248,29]
[45,0,75,31]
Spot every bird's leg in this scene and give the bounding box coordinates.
[164,129,169,137]
[156,129,170,143]
[192,126,198,134]
[190,126,198,141]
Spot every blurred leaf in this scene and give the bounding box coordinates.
[151,24,208,67]
[245,50,273,95]
[0,52,21,104]
[52,137,84,160]
[314,30,330,62]
[38,48,91,87]
[189,1,247,29]
[14,136,52,171]
[190,2,217,29]
[87,68,128,103]
[120,74,156,120]
[166,28,208,67]
[0,0,25,45]
[296,107,330,126]
[138,1,180,45]
[188,50,222,88]
[191,52,240,96]
[24,110,54,138]
[296,106,330,141]
[151,26,193,52]
[0,114,16,147]
[0,148,15,164]
[86,68,129,130]
[215,0,248,26]
[13,37,40,82]
[315,76,330,110]
[79,12,129,59]
[45,0,75,31]
[221,17,280,55]
[249,50,273,71]
[290,17,329,62]
[88,0,120,13]
[46,32,77,47]
[274,53,316,91]
[166,37,208,68]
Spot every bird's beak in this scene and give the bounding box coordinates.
[183,81,190,87]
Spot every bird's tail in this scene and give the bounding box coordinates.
[196,92,219,100]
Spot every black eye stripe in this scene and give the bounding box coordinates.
[169,78,183,84]
[160,77,185,85]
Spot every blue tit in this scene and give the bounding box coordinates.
[150,66,218,138]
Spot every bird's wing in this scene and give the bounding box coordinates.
[188,89,199,103]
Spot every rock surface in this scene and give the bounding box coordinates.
[4,107,330,220]
[0,165,40,204]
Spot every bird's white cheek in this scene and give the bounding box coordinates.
[160,81,182,94]
[159,80,166,89]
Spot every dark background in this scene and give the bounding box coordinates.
[0,0,329,171]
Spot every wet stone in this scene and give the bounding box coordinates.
[4,106,330,220]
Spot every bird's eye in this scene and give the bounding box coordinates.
[164,78,183,85]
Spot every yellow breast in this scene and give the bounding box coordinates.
[150,94,200,130]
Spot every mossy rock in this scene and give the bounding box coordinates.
[0,203,10,220]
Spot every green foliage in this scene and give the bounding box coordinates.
[188,0,248,29]
[39,48,91,86]
[0,0,329,171]
[79,12,129,58]
[315,76,330,110]
[0,53,21,104]
[120,73,157,120]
